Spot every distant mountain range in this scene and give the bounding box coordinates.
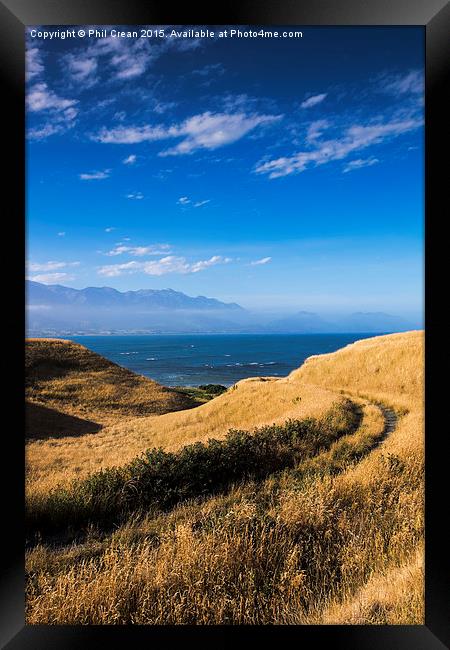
[269,310,413,334]
[26,280,242,311]
[26,280,419,336]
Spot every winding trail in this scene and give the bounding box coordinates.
[328,390,398,450]
[371,402,398,447]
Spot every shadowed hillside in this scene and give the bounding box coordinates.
[26,339,197,439]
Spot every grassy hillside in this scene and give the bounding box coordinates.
[26,372,344,494]
[26,338,197,439]
[25,331,424,625]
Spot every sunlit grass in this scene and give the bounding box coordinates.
[25,331,424,625]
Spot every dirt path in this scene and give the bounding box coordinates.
[372,402,398,446]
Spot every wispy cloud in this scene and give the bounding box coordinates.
[255,117,422,178]
[250,256,272,266]
[126,192,144,200]
[28,272,76,284]
[122,154,137,165]
[106,244,171,257]
[161,112,282,156]
[27,260,80,272]
[343,157,379,173]
[27,82,77,113]
[57,232,66,237]
[69,32,203,87]
[98,254,232,277]
[26,46,44,81]
[105,227,116,232]
[65,54,98,85]
[94,111,282,155]
[177,196,209,207]
[26,82,78,140]
[27,260,79,284]
[300,93,327,109]
[79,169,111,180]
[379,69,423,95]
[306,119,330,143]
[28,124,65,140]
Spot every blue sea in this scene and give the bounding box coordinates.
[68,333,378,387]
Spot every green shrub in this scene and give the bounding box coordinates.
[198,384,227,395]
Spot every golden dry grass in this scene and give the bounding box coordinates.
[25,331,424,625]
[288,330,423,408]
[26,373,342,494]
[317,546,424,624]
[26,338,196,433]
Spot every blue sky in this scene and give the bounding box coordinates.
[26,26,424,317]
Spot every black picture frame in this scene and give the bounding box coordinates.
[1,0,448,647]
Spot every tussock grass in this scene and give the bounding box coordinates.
[26,339,196,434]
[25,331,424,625]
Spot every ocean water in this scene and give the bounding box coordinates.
[69,333,378,387]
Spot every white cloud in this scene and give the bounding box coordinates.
[27,124,64,140]
[300,93,327,109]
[28,272,75,284]
[26,82,78,140]
[306,119,330,143]
[81,35,150,82]
[95,124,172,144]
[94,111,282,155]
[98,254,231,277]
[111,51,148,80]
[105,227,115,232]
[152,101,177,115]
[27,82,77,113]
[26,46,44,81]
[66,54,98,84]
[250,257,272,266]
[126,192,144,200]
[189,256,232,273]
[161,112,282,156]
[57,232,66,237]
[255,117,423,178]
[27,260,79,272]
[65,31,202,88]
[177,197,209,207]
[97,261,139,277]
[27,260,79,284]
[123,154,137,165]
[343,157,379,173]
[79,169,111,180]
[380,69,423,95]
[106,244,171,257]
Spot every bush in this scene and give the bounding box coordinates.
[197,384,227,395]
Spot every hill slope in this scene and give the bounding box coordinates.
[26,331,424,625]
[26,333,422,490]
[26,338,196,438]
